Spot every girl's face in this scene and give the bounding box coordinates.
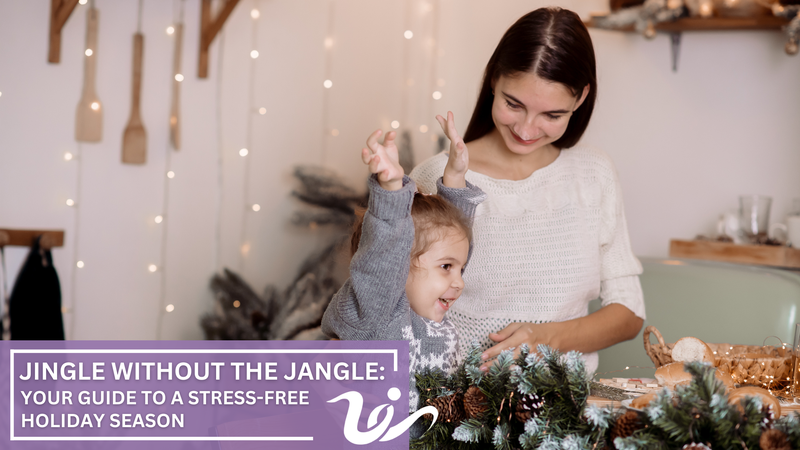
[491,72,589,155]
[404,230,469,323]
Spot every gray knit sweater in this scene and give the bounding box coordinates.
[321,174,486,411]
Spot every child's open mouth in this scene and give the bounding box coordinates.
[438,298,455,310]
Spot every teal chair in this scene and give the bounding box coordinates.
[591,257,800,379]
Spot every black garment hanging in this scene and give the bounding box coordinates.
[9,235,65,340]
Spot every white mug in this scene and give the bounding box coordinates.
[717,210,743,243]
[770,215,800,247]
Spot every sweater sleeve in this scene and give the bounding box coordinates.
[435,177,487,226]
[321,175,415,340]
[597,164,646,321]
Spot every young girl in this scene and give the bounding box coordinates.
[321,113,485,411]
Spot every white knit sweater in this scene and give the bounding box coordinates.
[409,146,646,375]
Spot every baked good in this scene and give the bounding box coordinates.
[672,337,716,365]
[655,362,733,391]
[727,386,781,417]
[630,392,658,409]
[655,362,693,388]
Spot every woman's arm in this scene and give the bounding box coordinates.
[480,303,643,370]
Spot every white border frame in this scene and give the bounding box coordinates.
[10,348,399,442]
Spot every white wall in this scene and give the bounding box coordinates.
[1,0,798,340]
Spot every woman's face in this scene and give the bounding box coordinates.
[491,72,588,155]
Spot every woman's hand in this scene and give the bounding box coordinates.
[480,322,564,371]
[479,304,643,371]
[435,111,468,188]
[362,129,404,191]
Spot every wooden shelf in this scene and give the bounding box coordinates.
[587,15,789,32]
[669,239,800,269]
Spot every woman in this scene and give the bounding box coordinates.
[410,7,645,375]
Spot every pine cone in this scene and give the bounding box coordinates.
[464,386,488,419]
[514,392,544,423]
[682,444,711,450]
[759,429,791,450]
[609,410,644,442]
[423,393,466,424]
[761,403,777,429]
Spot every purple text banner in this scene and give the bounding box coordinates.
[0,340,411,450]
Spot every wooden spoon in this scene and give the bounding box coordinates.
[75,6,102,142]
[122,32,146,164]
[169,23,183,150]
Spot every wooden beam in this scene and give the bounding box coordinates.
[48,0,80,63]
[0,229,65,249]
[198,0,241,78]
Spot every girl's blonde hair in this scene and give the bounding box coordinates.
[350,192,472,267]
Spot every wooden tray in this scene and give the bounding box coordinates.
[669,239,800,269]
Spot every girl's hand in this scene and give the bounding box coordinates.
[362,129,404,191]
[435,111,468,188]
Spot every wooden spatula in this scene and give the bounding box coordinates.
[122,32,146,164]
[169,23,183,150]
[75,6,102,142]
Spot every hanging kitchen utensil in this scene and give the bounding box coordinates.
[122,31,146,164]
[75,5,102,142]
[169,23,183,150]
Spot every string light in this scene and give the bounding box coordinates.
[174,74,184,82]
[406,78,414,86]
[323,79,333,88]
[331,129,339,136]
[85,49,93,56]
[91,102,100,111]
[0,92,3,97]
[79,0,87,4]
[404,30,413,39]
[233,300,241,308]
[166,26,175,35]
[437,78,446,86]
[251,204,261,212]
[148,264,158,273]
[250,50,259,59]
[239,148,249,157]
[324,37,333,49]
[165,304,174,312]
[419,125,428,133]
[250,9,260,19]
[76,261,85,268]
[258,107,266,115]
[432,91,442,100]
[241,243,251,255]
[391,120,400,129]
[167,171,175,179]
[64,152,74,161]
[154,215,163,224]
[66,199,75,206]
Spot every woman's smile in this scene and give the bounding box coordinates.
[509,127,542,145]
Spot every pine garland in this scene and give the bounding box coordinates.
[411,345,800,450]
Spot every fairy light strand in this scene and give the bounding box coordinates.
[321,0,336,166]
[238,0,262,272]
[68,142,85,339]
[399,0,412,134]
[155,0,185,340]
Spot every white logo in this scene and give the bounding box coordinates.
[327,387,438,445]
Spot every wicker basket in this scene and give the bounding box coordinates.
[643,326,793,389]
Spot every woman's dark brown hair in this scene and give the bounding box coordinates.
[463,7,597,149]
[350,193,472,267]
